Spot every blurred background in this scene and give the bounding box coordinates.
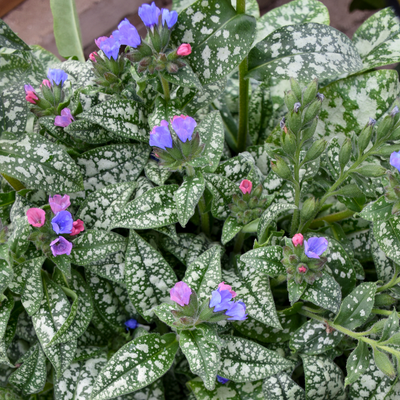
[0,0,378,59]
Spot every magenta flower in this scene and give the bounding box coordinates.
[54,108,74,128]
[24,84,38,104]
[26,208,45,227]
[70,219,84,236]
[304,237,328,259]
[239,179,252,194]
[217,282,237,298]
[292,233,304,247]
[171,115,197,142]
[170,281,192,307]
[50,236,73,256]
[41,79,51,88]
[177,44,191,56]
[89,52,98,62]
[298,265,307,273]
[49,194,70,214]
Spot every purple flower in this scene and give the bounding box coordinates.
[138,2,161,27]
[390,151,400,172]
[217,376,229,384]
[225,301,247,321]
[51,211,73,234]
[54,108,74,128]
[304,237,328,259]
[47,69,68,86]
[100,34,120,60]
[209,288,233,312]
[118,18,141,48]
[170,281,192,307]
[95,36,108,48]
[50,236,73,256]
[149,122,173,149]
[125,319,138,330]
[171,115,197,142]
[161,9,178,29]
[49,194,71,214]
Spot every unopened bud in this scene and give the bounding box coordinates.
[166,62,179,73]
[339,138,352,170]
[377,115,395,141]
[391,106,399,117]
[287,110,302,134]
[358,122,374,154]
[368,117,376,126]
[290,77,302,101]
[300,197,316,222]
[303,139,327,163]
[302,79,318,106]
[284,90,298,112]
[302,118,318,141]
[354,164,386,177]
[294,102,301,113]
[139,57,152,67]
[282,130,297,156]
[303,99,322,124]
[271,156,292,180]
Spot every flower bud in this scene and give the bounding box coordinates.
[166,62,179,73]
[376,115,395,142]
[239,179,252,194]
[284,90,298,112]
[302,78,318,106]
[303,99,322,124]
[301,118,318,142]
[271,156,292,180]
[177,43,192,56]
[292,233,304,247]
[282,130,297,156]
[300,197,316,222]
[354,164,386,177]
[290,77,302,101]
[287,110,302,134]
[339,138,352,170]
[357,122,374,154]
[302,139,327,164]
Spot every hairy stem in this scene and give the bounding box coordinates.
[290,147,302,236]
[309,209,355,228]
[160,73,170,102]
[233,230,246,254]
[198,195,210,237]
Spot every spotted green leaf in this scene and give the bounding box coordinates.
[49,254,71,278]
[0,295,14,347]
[65,120,114,145]
[144,160,171,186]
[175,171,205,228]
[372,216,400,265]
[112,185,179,230]
[171,0,256,85]
[221,216,243,245]
[353,8,400,71]
[0,20,30,50]
[125,230,177,319]
[76,182,136,230]
[161,64,202,90]
[360,195,393,223]
[85,250,125,283]
[334,282,376,330]
[255,0,329,43]
[0,133,84,193]
[301,272,341,313]
[345,340,369,387]
[76,143,149,193]
[1,84,28,136]
[215,155,253,182]
[90,333,178,400]
[302,355,345,400]
[219,335,293,382]
[263,372,305,400]
[0,260,13,297]
[71,230,127,266]
[78,99,148,142]
[180,325,221,390]
[8,343,46,395]
[183,245,222,301]
[247,23,362,83]
[240,246,286,278]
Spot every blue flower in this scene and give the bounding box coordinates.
[125,319,138,330]
[118,18,141,48]
[171,115,197,142]
[51,211,73,234]
[149,121,173,149]
[47,69,68,86]
[138,2,161,28]
[100,34,121,60]
[161,9,178,29]
[304,237,328,259]
[217,375,229,384]
[209,288,232,312]
[225,301,247,321]
[390,151,400,172]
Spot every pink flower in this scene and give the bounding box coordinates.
[49,194,71,214]
[24,84,38,104]
[71,219,84,236]
[292,233,304,247]
[54,108,74,128]
[218,282,237,298]
[298,265,307,274]
[177,43,191,56]
[89,52,98,62]
[95,36,108,48]
[26,208,46,227]
[170,281,192,307]
[42,79,51,88]
[239,179,252,194]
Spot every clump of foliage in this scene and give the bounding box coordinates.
[1,0,400,399]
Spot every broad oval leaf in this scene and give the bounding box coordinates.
[372,216,400,265]
[345,340,369,387]
[240,246,285,277]
[263,372,305,400]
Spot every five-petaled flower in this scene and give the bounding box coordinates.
[171,115,197,142]
[304,237,328,259]
[54,108,74,128]
[51,211,73,235]
[150,120,173,149]
[138,2,161,28]
[390,151,400,172]
[170,281,192,307]
[50,236,73,256]
[26,208,46,227]
[49,194,71,214]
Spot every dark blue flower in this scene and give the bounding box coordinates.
[51,211,73,234]
[171,115,197,142]
[225,301,247,321]
[47,69,68,86]
[125,319,138,330]
[209,288,232,312]
[99,34,120,60]
[149,121,173,149]
[118,18,141,48]
[217,375,229,384]
[161,9,178,29]
[304,237,328,259]
[391,151,400,172]
[139,2,161,27]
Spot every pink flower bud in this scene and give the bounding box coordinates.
[26,208,46,227]
[24,85,39,104]
[292,233,304,247]
[177,43,191,56]
[218,281,237,298]
[239,179,252,194]
[42,79,51,88]
[170,281,192,307]
[298,265,307,274]
[70,219,84,236]
[89,52,98,62]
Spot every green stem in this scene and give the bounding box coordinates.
[376,276,400,293]
[270,274,287,288]
[309,209,355,228]
[159,73,170,102]
[236,0,248,153]
[290,148,301,236]
[371,308,400,318]
[233,230,246,254]
[198,195,210,237]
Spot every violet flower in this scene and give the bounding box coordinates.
[217,376,229,384]
[50,236,73,256]
[54,108,74,128]
[170,281,192,307]
[47,69,68,87]
[390,151,400,172]
[150,121,173,149]
[51,211,73,234]
[225,301,247,321]
[171,115,197,142]
[99,34,121,60]
[118,18,141,48]
[125,318,138,330]
[304,237,328,259]
[138,2,161,28]
[209,287,233,312]
[161,9,178,29]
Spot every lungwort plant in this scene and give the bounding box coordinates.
[2,0,400,398]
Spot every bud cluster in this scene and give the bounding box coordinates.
[228,180,268,225]
[384,161,400,215]
[281,234,328,285]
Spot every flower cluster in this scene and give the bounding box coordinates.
[282,234,328,284]
[26,194,84,257]
[382,151,400,215]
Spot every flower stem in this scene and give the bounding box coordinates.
[198,195,210,237]
[309,209,355,228]
[159,73,170,102]
[233,230,246,254]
